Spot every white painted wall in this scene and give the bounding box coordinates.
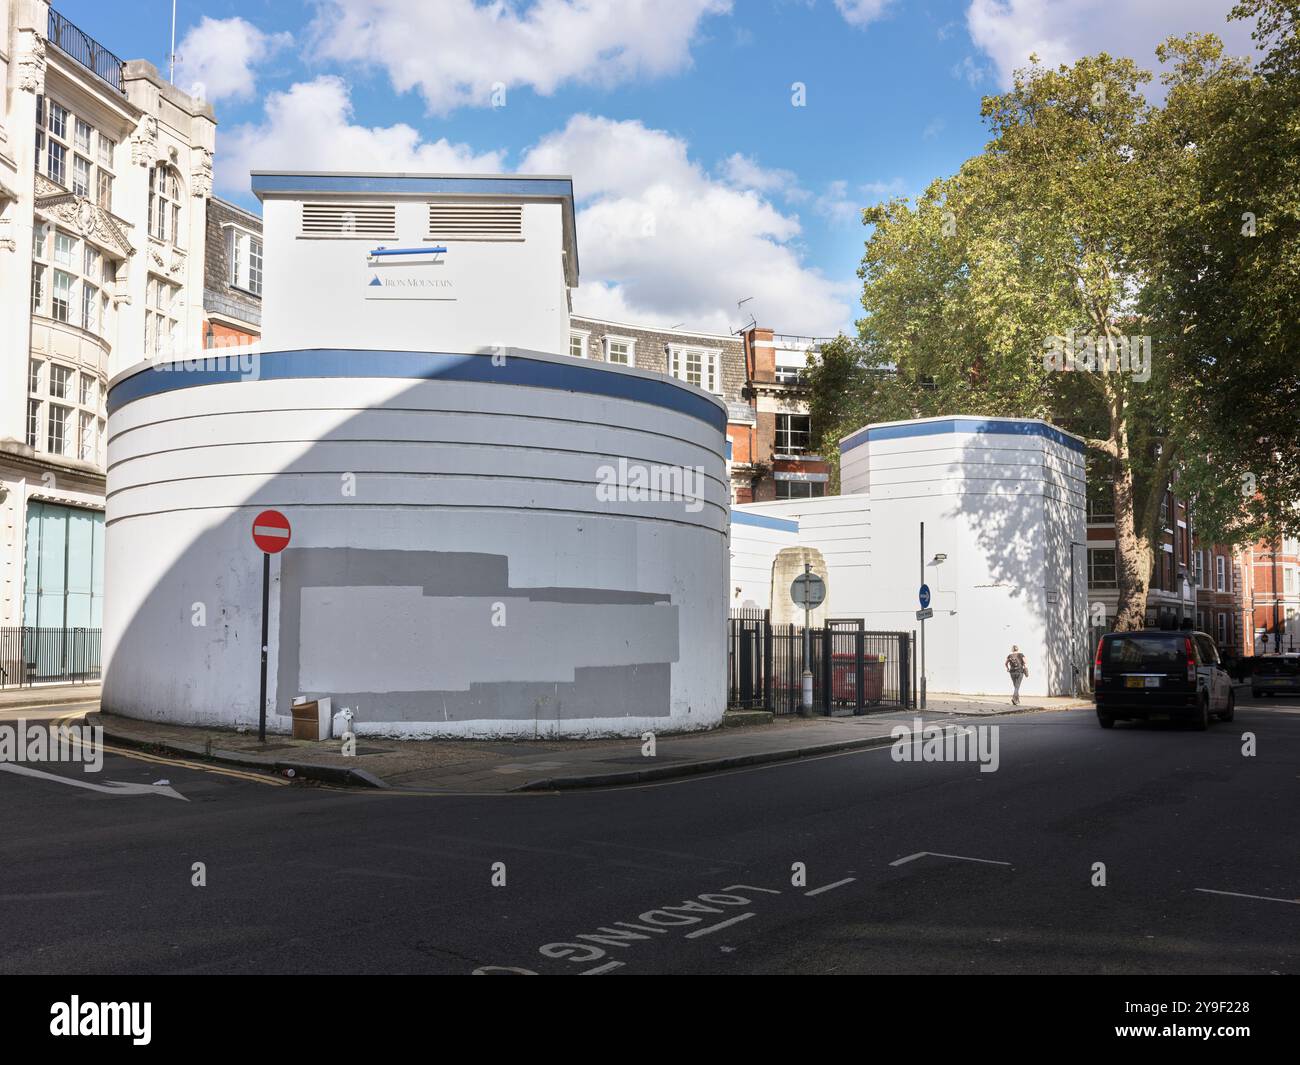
[730,417,1087,696]
[259,198,570,356]
[103,355,728,737]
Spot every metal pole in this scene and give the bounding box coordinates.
[169,0,177,83]
[801,562,813,714]
[920,522,927,709]
[258,550,270,743]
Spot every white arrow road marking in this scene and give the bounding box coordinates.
[0,761,188,800]
[890,851,1012,868]
[1195,888,1300,906]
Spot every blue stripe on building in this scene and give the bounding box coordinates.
[731,510,799,533]
[108,349,728,433]
[840,417,1086,455]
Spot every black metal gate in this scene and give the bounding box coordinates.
[728,610,915,715]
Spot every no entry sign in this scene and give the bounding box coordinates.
[251,509,291,554]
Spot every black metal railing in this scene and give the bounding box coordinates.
[47,9,126,94]
[0,627,101,687]
[728,610,915,715]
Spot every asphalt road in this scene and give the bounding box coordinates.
[1,695,1297,975]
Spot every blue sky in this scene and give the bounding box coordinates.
[54,0,1256,335]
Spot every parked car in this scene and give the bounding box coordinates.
[1250,653,1300,697]
[1093,629,1234,729]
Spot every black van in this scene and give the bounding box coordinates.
[1093,630,1235,729]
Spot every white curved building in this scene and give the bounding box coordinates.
[102,174,728,737]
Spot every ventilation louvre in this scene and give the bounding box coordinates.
[427,202,524,241]
[301,203,397,239]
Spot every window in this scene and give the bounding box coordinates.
[1194,549,1205,588]
[30,227,111,335]
[21,502,105,630]
[26,399,41,449]
[775,480,826,500]
[49,364,72,400]
[1217,613,1228,646]
[72,154,91,197]
[96,169,113,211]
[605,336,634,365]
[146,275,181,358]
[227,227,263,295]
[149,164,183,245]
[775,414,812,455]
[1216,555,1226,592]
[78,411,96,462]
[669,346,720,393]
[26,358,102,464]
[51,270,72,322]
[568,332,588,359]
[1086,486,1118,525]
[1088,548,1118,589]
[31,263,46,314]
[53,231,74,267]
[47,403,70,456]
[34,99,115,209]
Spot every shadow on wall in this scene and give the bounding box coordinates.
[936,436,1086,696]
[101,349,730,737]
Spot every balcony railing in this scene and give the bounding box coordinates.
[47,8,125,94]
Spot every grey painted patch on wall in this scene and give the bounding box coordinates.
[276,548,678,722]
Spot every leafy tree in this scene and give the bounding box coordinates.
[819,10,1300,630]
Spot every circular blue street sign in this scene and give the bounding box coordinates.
[919,584,931,608]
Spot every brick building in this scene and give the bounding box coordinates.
[737,328,830,503]
[1084,472,1247,653]
[1236,536,1300,654]
[202,195,261,347]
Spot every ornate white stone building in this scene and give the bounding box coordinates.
[0,1,214,639]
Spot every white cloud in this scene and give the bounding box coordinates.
[520,115,851,335]
[310,0,732,114]
[720,153,808,200]
[966,0,1259,90]
[834,0,894,27]
[173,16,291,104]
[215,77,505,193]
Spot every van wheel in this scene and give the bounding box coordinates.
[1193,696,1210,731]
[1097,713,1115,729]
[1218,690,1235,722]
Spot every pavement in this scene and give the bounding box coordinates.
[0,692,1295,974]
[41,689,1095,793]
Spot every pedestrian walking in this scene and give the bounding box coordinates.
[1005,645,1029,705]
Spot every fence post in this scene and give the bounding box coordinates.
[820,624,831,715]
[855,630,864,714]
[763,610,773,711]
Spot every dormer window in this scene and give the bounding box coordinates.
[604,335,635,366]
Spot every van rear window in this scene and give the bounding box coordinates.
[1103,635,1186,668]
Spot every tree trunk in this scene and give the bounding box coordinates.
[1105,387,1152,632]
[1112,459,1152,631]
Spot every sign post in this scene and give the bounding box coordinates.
[919,523,927,710]
[791,566,827,715]
[251,509,292,743]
